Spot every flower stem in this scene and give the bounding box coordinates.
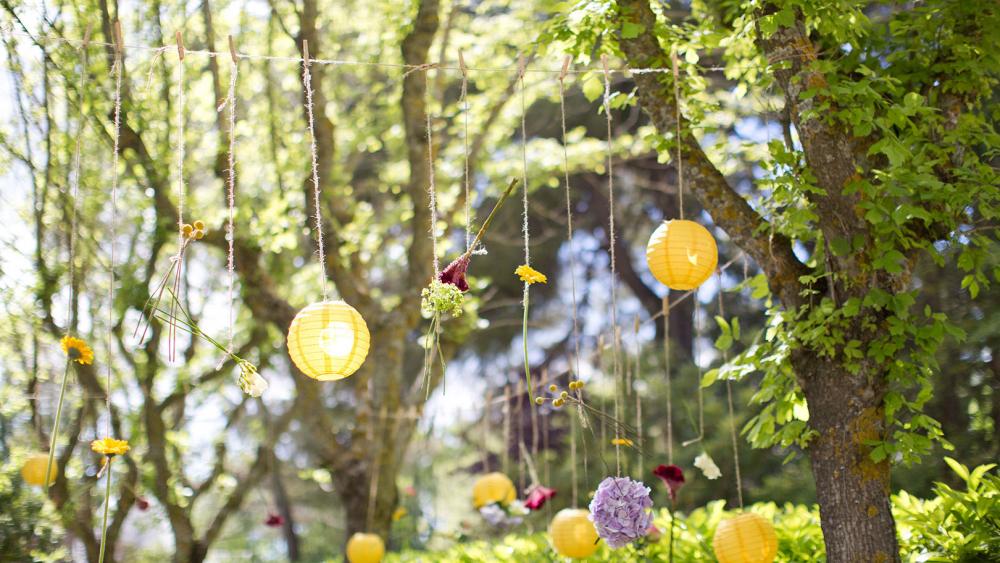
[668,500,675,563]
[522,285,532,400]
[45,360,72,493]
[462,178,519,259]
[98,457,113,563]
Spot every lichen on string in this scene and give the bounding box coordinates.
[302,40,330,300]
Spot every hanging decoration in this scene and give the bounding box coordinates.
[472,472,516,509]
[346,532,385,563]
[515,53,539,397]
[44,335,94,489]
[420,178,519,395]
[712,513,778,563]
[653,463,686,562]
[694,452,722,479]
[21,453,58,487]
[286,300,370,381]
[646,220,718,290]
[549,508,600,559]
[286,40,371,382]
[588,476,653,549]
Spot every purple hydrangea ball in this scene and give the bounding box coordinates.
[588,476,654,549]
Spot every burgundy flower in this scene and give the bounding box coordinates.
[264,513,284,528]
[438,255,471,292]
[524,485,556,510]
[136,496,150,511]
[653,464,685,502]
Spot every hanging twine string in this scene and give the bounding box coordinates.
[105,23,124,438]
[426,104,440,275]
[175,33,186,256]
[717,270,744,508]
[682,295,705,447]
[601,55,625,475]
[671,48,685,220]
[223,43,238,356]
[302,41,329,300]
[633,316,644,475]
[557,57,584,384]
[502,385,511,476]
[458,52,473,253]
[517,379,526,492]
[570,399,579,506]
[517,55,535,396]
[663,296,673,464]
[481,388,492,472]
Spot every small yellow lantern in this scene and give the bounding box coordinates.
[646,219,718,290]
[549,508,600,559]
[713,512,778,563]
[472,472,516,508]
[21,453,57,487]
[287,301,370,380]
[346,532,385,563]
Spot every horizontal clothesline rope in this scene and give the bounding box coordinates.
[1,24,728,74]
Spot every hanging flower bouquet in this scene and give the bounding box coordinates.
[420,178,520,397]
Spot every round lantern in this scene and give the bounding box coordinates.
[549,508,600,559]
[713,512,778,563]
[472,472,516,509]
[346,532,384,563]
[287,301,370,380]
[21,453,57,487]
[646,219,718,290]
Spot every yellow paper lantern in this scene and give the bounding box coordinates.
[646,219,718,290]
[472,472,516,509]
[21,453,57,487]
[346,532,384,563]
[549,508,600,559]
[287,301,370,380]
[713,513,778,563]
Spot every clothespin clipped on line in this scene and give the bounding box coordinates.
[457,50,467,78]
[228,35,238,64]
[516,53,527,80]
[302,40,310,67]
[175,31,185,61]
[559,55,572,82]
[112,20,123,57]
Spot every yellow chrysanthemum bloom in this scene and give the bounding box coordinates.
[91,437,130,457]
[60,336,94,365]
[611,438,634,447]
[515,265,547,285]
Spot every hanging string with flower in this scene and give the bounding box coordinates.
[420,178,519,397]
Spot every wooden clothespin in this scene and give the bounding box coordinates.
[559,55,572,81]
[175,31,185,60]
[81,23,93,50]
[457,50,468,78]
[302,39,310,67]
[112,20,123,57]
[227,35,238,64]
[516,53,527,80]
[601,53,610,76]
[670,46,680,79]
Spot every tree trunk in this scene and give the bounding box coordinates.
[794,352,901,563]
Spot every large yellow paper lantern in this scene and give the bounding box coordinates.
[472,472,516,508]
[287,301,370,380]
[346,532,384,563]
[21,453,57,487]
[646,219,718,290]
[713,513,778,563]
[549,508,600,559]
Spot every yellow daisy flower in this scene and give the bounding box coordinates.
[60,336,94,365]
[611,438,634,447]
[91,437,130,457]
[515,265,547,285]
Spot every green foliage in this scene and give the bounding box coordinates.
[896,459,1000,562]
[0,458,65,562]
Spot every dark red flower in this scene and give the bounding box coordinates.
[653,464,685,502]
[524,485,557,511]
[438,255,471,292]
[264,513,284,528]
[136,496,150,511]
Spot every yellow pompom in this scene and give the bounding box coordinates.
[535,397,545,405]
[713,513,778,563]
[346,532,385,563]
[646,219,718,290]
[193,220,205,230]
[549,508,599,559]
[472,472,516,509]
[21,453,57,487]
[181,224,193,235]
[287,301,370,381]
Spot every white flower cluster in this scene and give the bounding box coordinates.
[479,500,528,527]
[237,360,268,397]
[694,452,722,480]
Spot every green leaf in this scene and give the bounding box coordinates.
[943,457,970,481]
[621,22,643,39]
[701,368,719,388]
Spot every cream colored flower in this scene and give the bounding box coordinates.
[237,361,268,397]
[694,452,721,480]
